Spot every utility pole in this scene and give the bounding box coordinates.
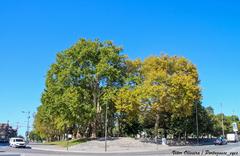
[221,103,225,137]
[16,122,19,130]
[104,102,108,152]
[27,111,30,142]
[196,103,199,144]
[232,110,238,138]
[22,111,30,143]
[232,110,235,122]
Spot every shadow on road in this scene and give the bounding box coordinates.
[0,143,32,150]
[24,146,32,149]
[167,138,215,146]
[0,143,9,147]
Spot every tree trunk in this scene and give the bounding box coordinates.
[91,122,97,138]
[76,129,82,139]
[118,117,122,136]
[154,113,160,143]
[184,131,187,144]
[164,129,167,138]
[91,91,98,138]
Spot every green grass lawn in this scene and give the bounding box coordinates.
[45,139,87,147]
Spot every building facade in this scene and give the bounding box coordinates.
[0,123,17,142]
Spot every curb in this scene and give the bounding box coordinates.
[31,147,163,154]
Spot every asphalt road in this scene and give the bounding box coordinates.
[1,142,240,156]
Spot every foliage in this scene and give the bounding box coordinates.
[29,130,42,142]
[34,38,239,142]
[34,38,126,140]
[114,55,201,138]
[45,139,87,147]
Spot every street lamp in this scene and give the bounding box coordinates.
[22,111,30,143]
[104,102,108,152]
[221,103,225,137]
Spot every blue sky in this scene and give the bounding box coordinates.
[0,0,240,135]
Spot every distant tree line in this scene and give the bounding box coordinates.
[32,39,239,142]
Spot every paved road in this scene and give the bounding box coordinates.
[1,142,240,156]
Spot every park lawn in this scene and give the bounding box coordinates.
[45,139,87,147]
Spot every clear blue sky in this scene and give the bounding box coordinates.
[1,0,240,136]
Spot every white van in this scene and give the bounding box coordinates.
[9,138,26,148]
[226,133,239,142]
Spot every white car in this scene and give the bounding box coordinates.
[9,138,26,148]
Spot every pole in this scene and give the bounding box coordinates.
[67,137,69,151]
[105,102,108,152]
[196,103,199,144]
[16,122,19,130]
[22,111,30,143]
[221,103,225,137]
[232,110,235,122]
[232,110,238,141]
[27,111,30,143]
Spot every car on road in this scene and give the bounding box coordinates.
[214,137,228,145]
[9,137,26,148]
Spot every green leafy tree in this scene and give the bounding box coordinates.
[29,130,42,142]
[34,39,127,139]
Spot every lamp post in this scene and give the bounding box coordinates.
[104,102,108,152]
[22,111,30,143]
[221,103,225,137]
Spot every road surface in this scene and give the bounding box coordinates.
[1,142,240,156]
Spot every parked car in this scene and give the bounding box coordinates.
[214,137,228,145]
[9,138,26,148]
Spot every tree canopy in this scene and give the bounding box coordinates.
[34,38,239,142]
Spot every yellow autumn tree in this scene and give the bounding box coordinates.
[114,55,201,138]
